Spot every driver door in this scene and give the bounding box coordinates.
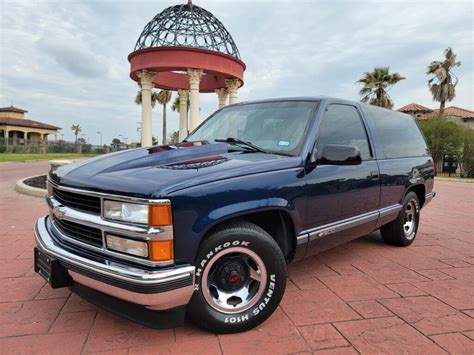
[304,103,380,256]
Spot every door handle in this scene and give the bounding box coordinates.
[369,171,379,179]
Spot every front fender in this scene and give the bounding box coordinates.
[169,168,307,264]
[194,198,291,236]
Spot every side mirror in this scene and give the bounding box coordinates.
[317,144,362,165]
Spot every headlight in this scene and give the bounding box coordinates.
[103,200,149,224]
[106,234,148,258]
[103,200,173,226]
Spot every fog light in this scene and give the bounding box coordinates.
[149,240,174,261]
[106,235,148,258]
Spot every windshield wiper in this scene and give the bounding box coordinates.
[215,137,269,154]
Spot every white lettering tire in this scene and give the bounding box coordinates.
[187,221,287,333]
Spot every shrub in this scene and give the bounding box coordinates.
[460,129,474,178]
[417,117,464,165]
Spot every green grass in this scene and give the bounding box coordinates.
[435,176,474,183]
[0,153,99,162]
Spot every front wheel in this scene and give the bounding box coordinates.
[381,191,420,246]
[187,221,287,333]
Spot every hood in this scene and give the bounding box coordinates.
[50,141,303,198]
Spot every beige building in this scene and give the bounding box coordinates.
[0,106,61,145]
[398,103,474,129]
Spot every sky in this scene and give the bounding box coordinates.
[0,0,472,145]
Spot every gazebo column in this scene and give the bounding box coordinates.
[215,88,228,109]
[178,89,189,141]
[187,69,203,131]
[137,70,155,147]
[4,129,8,146]
[225,79,242,105]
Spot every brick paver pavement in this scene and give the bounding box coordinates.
[0,161,473,354]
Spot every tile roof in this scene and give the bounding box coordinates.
[0,105,28,113]
[432,106,474,119]
[397,103,433,113]
[0,117,61,130]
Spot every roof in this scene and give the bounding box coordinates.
[0,117,61,130]
[0,105,28,113]
[134,2,241,59]
[432,106,474,119]
[397,103,433,113]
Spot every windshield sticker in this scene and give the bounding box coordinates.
[278,140,290,147]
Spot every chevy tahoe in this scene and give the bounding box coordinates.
[34,97,435,333]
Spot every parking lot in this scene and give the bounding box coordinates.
[1,161,473,354]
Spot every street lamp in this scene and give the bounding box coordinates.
[119,134,124,143]
[96,131,102,146]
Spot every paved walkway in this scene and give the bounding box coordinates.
[0,161,473,354]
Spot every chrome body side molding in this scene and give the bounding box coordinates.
[425,191,436,206]
[298,204,402,243]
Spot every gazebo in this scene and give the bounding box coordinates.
[128,0,246,146]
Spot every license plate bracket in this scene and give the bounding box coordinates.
[34,247,73,288]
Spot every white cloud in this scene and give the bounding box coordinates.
[0,0,472,145]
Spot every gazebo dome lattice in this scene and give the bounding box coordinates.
[129,1,246,146]
[134,3,241,59]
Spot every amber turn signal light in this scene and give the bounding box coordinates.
[148,204,173,226]
[148,240,174,261]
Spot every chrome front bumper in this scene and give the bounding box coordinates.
[35,216,195,310]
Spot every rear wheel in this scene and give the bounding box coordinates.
[381,192,420,246]
[187,221,287,333]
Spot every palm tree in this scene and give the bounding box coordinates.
[157,90,172,144]
[71,124,81,143]
[356,67,405,109]
[171,96,180,113]
[134,90,160,108]
[427,47,461,116]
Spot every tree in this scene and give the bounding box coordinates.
[157,90,172,145]
[134,90,160,108]
[459,129,474,178]
[417,117,464,166]
[111,138,121,146]
[171,94,190,113]
[427,47,461,116]
[171,96,180,113]
[356,67,405,109]
[71,124,81,143]
[77,137,86,144]
[168,130,179,144]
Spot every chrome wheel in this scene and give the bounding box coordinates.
[403,200,417,239]
[201,247,267,314]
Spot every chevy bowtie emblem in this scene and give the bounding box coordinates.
[52,206,65,218]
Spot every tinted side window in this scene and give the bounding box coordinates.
[316,104,371,160]
[365,106,429,158]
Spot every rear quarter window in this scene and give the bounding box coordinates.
[364,105,429,159]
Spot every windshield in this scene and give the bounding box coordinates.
[187,101,317,156]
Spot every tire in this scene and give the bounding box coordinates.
[381,192,420,246]
[187,221,287,333]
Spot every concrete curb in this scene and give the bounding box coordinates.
[15,175,47,198]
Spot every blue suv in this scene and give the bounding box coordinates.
[34,97,435,333]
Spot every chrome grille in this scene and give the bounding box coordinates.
[52,216,103,247]
[53,187,101,215]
